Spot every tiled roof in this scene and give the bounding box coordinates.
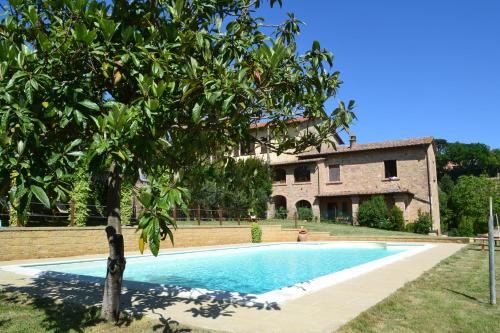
[270,157,326,167]
[317,188,412,197]
[299,137,434,157]
[249,117,309,129]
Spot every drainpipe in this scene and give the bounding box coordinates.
[425,147,434,226]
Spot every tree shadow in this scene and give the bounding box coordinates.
[0,270,281,332]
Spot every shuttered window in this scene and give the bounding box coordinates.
[329,164,340,182]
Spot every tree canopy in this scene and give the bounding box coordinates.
[0,0,355,320]
[435,139,499,180]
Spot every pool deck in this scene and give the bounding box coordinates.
[0,242,465,333]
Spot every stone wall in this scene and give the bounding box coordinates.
[0,225,303,261]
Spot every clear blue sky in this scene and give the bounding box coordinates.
[258,0,500,148]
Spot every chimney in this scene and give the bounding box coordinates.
[349,134,357,148]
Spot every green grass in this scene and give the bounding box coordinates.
[337,245,500,333]
[175,219,431,237]
[0,292,211,333]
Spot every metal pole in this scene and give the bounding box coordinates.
[488,196,496,305]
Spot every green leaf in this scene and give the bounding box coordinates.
[148,218,160,256]
[30,185,50,208]
[192,103,201,123]
[79,100,100,111]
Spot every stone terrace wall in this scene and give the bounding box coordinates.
[0,225,308,261]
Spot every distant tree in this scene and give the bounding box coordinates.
[438,174,454,194]
[435,139,499,180]
[449,175,500,234]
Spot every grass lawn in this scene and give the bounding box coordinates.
[175,218,430,237]
[0,292,211,333]
[337,244,500,333]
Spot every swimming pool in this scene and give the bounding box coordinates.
[2,242,433,303]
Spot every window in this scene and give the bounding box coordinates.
[384,160,398,178]
[240,141,255,156]
[294,166,311,182]
[260,136,268,154]
[329,164,340,182]
[273,168,286,183]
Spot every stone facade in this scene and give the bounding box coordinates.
[240,133,440,233]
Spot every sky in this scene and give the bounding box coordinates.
[257,0,500,148]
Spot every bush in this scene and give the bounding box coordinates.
[405,223,415,233]
[251,223,262,243]
[274,207,288,219]
[413,211,433,234]
[297,207,313,221]
[120,181,134,225]
[388,206,405,231]
[69,168,90,226]
[456,216,475,237]
[357,196,388,228]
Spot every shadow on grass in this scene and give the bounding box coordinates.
[444,288,486,304]
[0,271,281,332]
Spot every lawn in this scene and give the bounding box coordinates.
[337,244,500,333]
[175,218,431,237]
[0,292,211,333]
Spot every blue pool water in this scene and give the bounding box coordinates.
[28,244,405,294]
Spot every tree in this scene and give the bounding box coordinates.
[435,139,499,180]
[0,0,355,320]
[449,175,500,234]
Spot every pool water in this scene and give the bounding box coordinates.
[28,243,406,294]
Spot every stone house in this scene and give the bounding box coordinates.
[237,118,440,232]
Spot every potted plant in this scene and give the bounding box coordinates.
[298,226,308,242]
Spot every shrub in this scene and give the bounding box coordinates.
[69,168,90,226]
[251,223,262,243]
[405,223,415,233]
[413,211,433,234]
[297,207,313,221]
[456,216,475,237]
[274,206,288,219]
[357,196,388,228]
[388,206,405,231]
[120,181,134,225]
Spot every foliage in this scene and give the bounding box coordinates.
[413,211,433,234]
[448,175,499,234]
[136,171,189,256]
[251,222,262,243]
[435,139,499,180]
[297,207,313,221]
[187,158,273,216]
[357,196,389,228]
[0,0,355,241]
[387,206,405,231]
[274,206,288,219]
[119,181,134,225]
[68,167,90,226]
[455,216,475,237]
[405,222,415,233]
[0,0,356,318]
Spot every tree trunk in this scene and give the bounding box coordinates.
[101,162,126,321]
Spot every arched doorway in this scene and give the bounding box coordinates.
[295,200,312,209]
[273,195,287,219]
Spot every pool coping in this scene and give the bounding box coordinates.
[0,241,435,306]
